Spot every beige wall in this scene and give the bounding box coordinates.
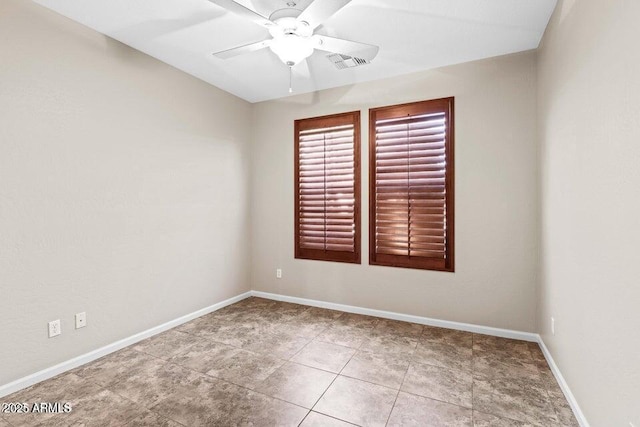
[0,0,252,385]
[537,1,640,425]
[6,0,637,422]
[250,52,539,332]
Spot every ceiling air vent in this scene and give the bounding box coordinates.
[326,53,370,70]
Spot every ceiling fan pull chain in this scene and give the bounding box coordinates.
[288,64,293,93]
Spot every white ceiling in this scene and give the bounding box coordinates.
[34,0,557,103]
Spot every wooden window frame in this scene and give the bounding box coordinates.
[294,111,361,264]
[369,98,455,272]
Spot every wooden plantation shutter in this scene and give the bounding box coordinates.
[295,111,361,264]
[369,98,454,271]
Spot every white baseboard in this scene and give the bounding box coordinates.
[537,338,590,427]
[1,288,587,427]
[0,291,252,399]
[250,290,539,342]
[252,290,587,425]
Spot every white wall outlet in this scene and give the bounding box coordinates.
[48,319,61,338]
[276,268,282,279]
[75,312,87,329]
[551,317,556,335]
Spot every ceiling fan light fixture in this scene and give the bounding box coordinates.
[269,34,315,66]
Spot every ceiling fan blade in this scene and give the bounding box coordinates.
[208,0,274,28]
[297,0,352,30]
[314,35,379,61]
[212,39,272,59]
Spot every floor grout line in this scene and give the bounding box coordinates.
[471,332,476,425]
[296,410,313,427]
[301,411,361,426]
[305,374,340,423]
[384,355,411,427]
[302,336,363,426]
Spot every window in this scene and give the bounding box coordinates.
[295,111,361,263]
[369,98,454,271]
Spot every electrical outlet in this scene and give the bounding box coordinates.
[75,312,87,329]
[48,319,61,338]
[551,317,556,335]
[276,268,282,279]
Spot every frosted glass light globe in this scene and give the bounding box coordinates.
[269,34,315,65]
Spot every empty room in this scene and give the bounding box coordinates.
[1,0,638,426]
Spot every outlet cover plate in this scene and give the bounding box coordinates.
[75,312,87,329]
[48,319,61,338]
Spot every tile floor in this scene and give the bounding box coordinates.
[1,297,579,426]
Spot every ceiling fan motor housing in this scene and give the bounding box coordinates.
[268,16,312,38]
[268,7,301,21]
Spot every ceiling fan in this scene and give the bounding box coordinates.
[209,0,379,92]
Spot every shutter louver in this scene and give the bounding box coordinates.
[369,98,454,271]
[295,112,361,264]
